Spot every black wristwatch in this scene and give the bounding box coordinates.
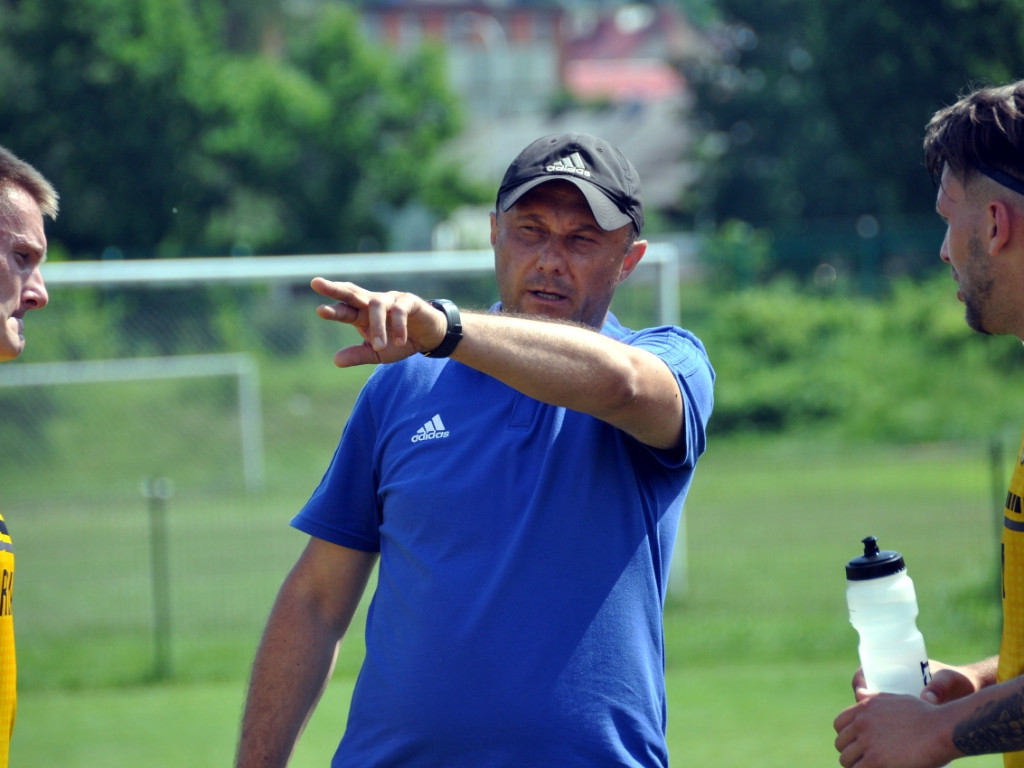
[422,299,463,358]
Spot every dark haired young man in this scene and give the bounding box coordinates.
[835,81,1024,768]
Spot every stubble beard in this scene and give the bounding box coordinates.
[963,232,995,336]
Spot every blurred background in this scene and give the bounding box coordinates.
[1,0,1023,765]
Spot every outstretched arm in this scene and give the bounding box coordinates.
[235,538,378,768]
[311,277,689,450]
[452,309,684,449]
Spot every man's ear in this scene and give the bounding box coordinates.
[988,200,1013,256]
[617,239,647,284]
[489,211,498,247]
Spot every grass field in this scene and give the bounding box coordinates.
[7,435,1012,766]
[5,660,908,768]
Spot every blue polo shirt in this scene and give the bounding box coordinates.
[292,314,714,768]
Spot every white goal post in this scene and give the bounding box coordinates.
[0,353,265,493]
[39,245,682,328]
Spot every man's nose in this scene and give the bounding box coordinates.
[23,267,48,310]
[939,229,951,264]
[536,240,567,273]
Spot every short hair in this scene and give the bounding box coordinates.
[0,145,58,220]
[924,80,1024,190]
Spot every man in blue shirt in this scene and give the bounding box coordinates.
[235,133,715,768]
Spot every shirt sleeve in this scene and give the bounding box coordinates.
[627,325,715,469]
[290,381,383,552]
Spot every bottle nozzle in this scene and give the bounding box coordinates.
[847,536,905,580]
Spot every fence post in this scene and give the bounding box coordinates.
[143,476,175,680]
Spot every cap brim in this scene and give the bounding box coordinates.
[499,177,633,232]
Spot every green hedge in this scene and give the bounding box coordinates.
[689,276,1024,443]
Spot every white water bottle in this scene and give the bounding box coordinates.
[845,536,933,695]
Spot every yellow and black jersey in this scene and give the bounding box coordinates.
[0,512,15,768]
[999,431,1024,767]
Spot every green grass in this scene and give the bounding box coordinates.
[5,435,1013,766]
[11,662,1002,767]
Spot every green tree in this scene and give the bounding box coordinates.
[205,5,465,253]
[686,0,1024,231]
[0,0,216,255]
[0,0,467,257]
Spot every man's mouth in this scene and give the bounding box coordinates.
[951,269,964,303]
[531,290,565,301]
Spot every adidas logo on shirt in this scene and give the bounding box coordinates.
[411,414,450,443]
[546,152,591,178]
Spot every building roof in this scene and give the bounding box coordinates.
[565,59,685,102]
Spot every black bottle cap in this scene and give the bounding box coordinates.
[845,536,906,580]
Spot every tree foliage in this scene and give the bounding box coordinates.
[0,0,467,257]
[685,0,1024,230]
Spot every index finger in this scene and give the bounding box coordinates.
[311,277,369,307]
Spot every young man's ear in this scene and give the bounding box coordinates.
[988,199,1013,255]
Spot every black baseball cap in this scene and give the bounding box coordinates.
[496,133,644,233]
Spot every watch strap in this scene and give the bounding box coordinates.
[423,299,463,358]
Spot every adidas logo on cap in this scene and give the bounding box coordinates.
[546,152,591,178]
[411,413,450,443]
